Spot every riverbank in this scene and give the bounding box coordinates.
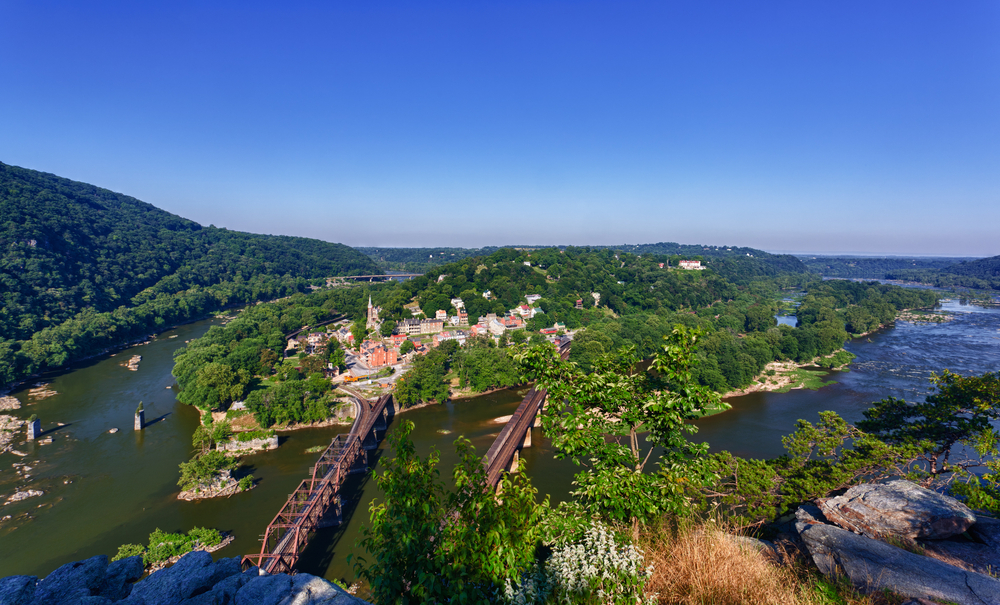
[718,352,852,401]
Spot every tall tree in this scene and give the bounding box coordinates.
[517,325,725,539]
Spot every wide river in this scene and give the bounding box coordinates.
[1,299,998,582]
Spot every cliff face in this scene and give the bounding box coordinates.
[0,550,371,605]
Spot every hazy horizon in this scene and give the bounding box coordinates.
[2,2,997,257]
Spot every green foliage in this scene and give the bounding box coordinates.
[177,450,237,491]
[858,370,1000,512]
[517,326,724,538]
[394,341,458,407]
[452,337,522,392]
[712,371,1000,524]
[141,527,223,566]
[234,428,275,442]
[398,339,414,355]
[111,543,145,562]
[353,420,543,604]
[0,161,379,386]
[237,475,254,491]
[710,411,913,525]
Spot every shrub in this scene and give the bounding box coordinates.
[112,543,145,562]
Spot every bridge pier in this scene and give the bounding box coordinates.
[362,428,378,451]
[522,429,531,449]
[507,449,520,474]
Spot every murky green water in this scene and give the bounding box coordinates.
[0,319,576,582]
[2,299,997,583]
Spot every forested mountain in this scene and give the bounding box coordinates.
[0,161,378,385]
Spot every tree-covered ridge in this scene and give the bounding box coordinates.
[608,242,810,281]
[368,246,801,326]
[797,255,977,279]
[357,242,810,280]
[798,254,1000,291]
[0,161,379,342]
[355,246,503,273]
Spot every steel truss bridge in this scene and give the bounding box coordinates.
[242,337,570,573]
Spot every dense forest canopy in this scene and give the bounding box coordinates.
[0,162,379,385]
[358,242,810,279]
[798,254,999,291]
[171,245,939,426]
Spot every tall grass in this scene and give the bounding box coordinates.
[639,520,901,605]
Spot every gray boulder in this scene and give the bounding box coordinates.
[282,574,358,604]
[123,552,240,605]
[918,539,1000,576]
[798,516,1000,605]
[234,575,292,605]
[233,574,362,605]
[0,575,37,605]
[969,515,1000,550]
[818,480,975,540]
[99,556,144,601]
[32,555,109,605]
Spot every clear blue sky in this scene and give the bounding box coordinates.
[2,1,998,256]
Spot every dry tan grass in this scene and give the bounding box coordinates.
[639,520,896,605]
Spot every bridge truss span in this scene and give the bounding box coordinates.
[241,392,395,574]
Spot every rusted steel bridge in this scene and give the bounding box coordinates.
[241,391,395,574]
[242,336,569,572]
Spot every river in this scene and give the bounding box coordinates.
[1,299,998,582]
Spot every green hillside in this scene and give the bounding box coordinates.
[0,161,379,384]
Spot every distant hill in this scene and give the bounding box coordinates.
[0,162,378,383]
[942,255,1000,279]
[607,242,809,282]
[796,256,978,280]
[358,242,810,281]
[796,253,999,291]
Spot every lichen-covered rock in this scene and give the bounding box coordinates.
[32,555,108,605]
[99,556,143,601]
[818,480,975,540]
[797,516,1000,605]
[0,575,36,605]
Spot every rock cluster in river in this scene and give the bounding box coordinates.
[0,551,370,605]
[795,480,1000,605]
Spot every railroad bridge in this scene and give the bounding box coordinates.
[242,336,570,573]
[241,391,395,574]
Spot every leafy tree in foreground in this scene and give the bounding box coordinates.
[353,420,543,604]
[711,370,1000,524]
[517,325,725,540]
[859,370,1000,512]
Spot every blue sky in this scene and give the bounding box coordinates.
[2,1,998,256]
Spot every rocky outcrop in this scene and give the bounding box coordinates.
[797,516,1000,605]
[817,480,976,540]
[796,484,1000,605]
[217,437,278,454]
[0,552,369,605]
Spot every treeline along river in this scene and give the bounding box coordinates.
[1,299,998,582]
